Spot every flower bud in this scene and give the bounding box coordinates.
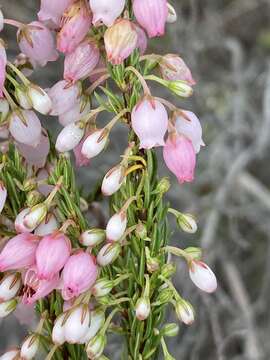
[0,273,21,302]
[56,121,85,153]
[23,203,48,230]
[15,86,32,110]
[131,97,168,149]
[80,309,105,344]
[81,129,109,159]
[80,228,106,247]
[166,4,177,23]
[160,54,195,85]
[48,80,81,116]
[156,177,171,194]
[106,211,127,242]
[27,85,52,115]
[175,299,195,325]
[154,288,174,306]
[38,0,74,28]
[20,334,39,359]
[189,261,217,293]
[34,213,59,236]
[161,323,179,337]
[145,247,159,273]
[167,80,193,97]
[135,297,151,321]
[52,313,66,345]
[90,0,125,27]
[104,19,138,65]
[160,263,176,279]
[0,182,7,214]
[177,213,197,234]
[86,333,106,359]
[133,0,168,38]
[0,349,20,360]
[64,305,90,344]
[97,243,121,267]
[184,247,202,261]
[0,98,9,123]
[0,299,17,318]
[135,222,147,240]
[101,165,125,196]
[92,278,114,298]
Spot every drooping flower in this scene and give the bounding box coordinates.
[48,80,81,116]
[63,304,90,344]
[101,164,125,196]
[163,133,196,184]
[160,54,196,86]
[133,0,168,38]
[38,0,75,28]
[27,85,52,115]
[57,1,92,54]
[56,121,85,153]
[104,19,138,65]
[89,0,125,27]
[189,260,217,293]
[62,251,98,300]
[35,232,71,280]
[81,129,109,159]
[0,273,21,302]
[131,97,168,149]
[0,233,39,272]
[175,110,204,153]
[0,40,7,98]
[134,24,148,55]
[20,334,39,360]
[17,21,58,67]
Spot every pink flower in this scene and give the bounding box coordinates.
[35,232,71,280]
[73,134,91,167]
[17,21,58,67]
[104,19,138,65]
[189,261,217,293]
[0,233,39,272]
[57,1,92,54]
[59,97,90,126]
[22,266,60,304]
[9,109,42,147]
[90,0,125,27]
[64,38,100,83]
[163,133,196,184]
[134,24,147,55]
[0,41,7,98]
[0,182,7,214]
[62,251,98,300]
[48,80,81,116]
[133,0,168,38]
[38,0,75,28]
[131,97,168,149]
[160,54,196,85]
[175,111,205,154]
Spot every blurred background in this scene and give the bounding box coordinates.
[1,0,270,359]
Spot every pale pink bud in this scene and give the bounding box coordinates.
[0,98,9,123]
[64,38,100,83]
[16,130,50,168]
[22,266,60,304]
[104,19,138,65]
[0,273,21,302]
[57,2,92,54]
[23,203,48,230]
[90,0,125,27]
[0,233,39,271]
[35,232,71,280]
[86,333,106,358]
[135,297,151,321]
[38,0,74,28]
[9,110,42,147]
[64,304,90,344]
[79,228,105,247]
[92,278,113,298]
[59,98,90,126]
[0,10,4,32]
[0,299,17,318]
[28,85,52,115]
[101,165,125,196]
[20,334,39,360]
[52,313,66,345]
[175,111,204,153]
[134,24,148,55]
[48,80,80,116]
[73,134,91,167]
[133,0,168,38]
[189,261,217,293]
[15,208,32,233]
[131,97,168,149]
[175,299,195,325]
[0,182,7,214]
[106,211,127,242]
[80,309,105,344]
[34,213,59,236]
[81,129,109,159]
[0,349,20,360]
[160,54,196,85]
[0,41,7,98]
[17,21,58,67]
[56,121,85,153]
[163,134,196,184]
[97,243,121,267]
[62,251,98,300]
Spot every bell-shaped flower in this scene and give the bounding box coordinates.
[56,121,85,153]
[48,80,81,116]
[38,0,74,28]
[160,54,196,86]
[90,0,125,27]
[64,304,90,344]
[20,334,39,360]
[0,273,21,302]
[189,260,217,293]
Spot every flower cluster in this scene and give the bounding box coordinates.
[0,1,217,359]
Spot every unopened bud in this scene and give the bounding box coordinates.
[101,165,125,196]
[52,313,66,346]
[97,243,121,267]
[154,288,174,306]
[56,121,85,153]
[80,228,106,247]
[168,80,193,98]
[23,203,47,230]
[156,177,171,194]
[161,323,179,337]
[175,299,195,325]
[26,191,44,207]
[27,85,52,115]
[161,263,176,279]
[189,261,217,293]
[145,247,159,273]
[177,213,197,234]
[92,278,114,298]
[106,212,127,242]
[0,273,21,302]
[0,299,17,318]
[86,333,106,359]
[135,222,147,239]
[81,129,109,159]
[20,334,39,359]
[0,99,9,123]
[135,297,151,321]
[15,86,32,110]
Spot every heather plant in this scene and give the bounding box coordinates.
[0,1,217,359]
